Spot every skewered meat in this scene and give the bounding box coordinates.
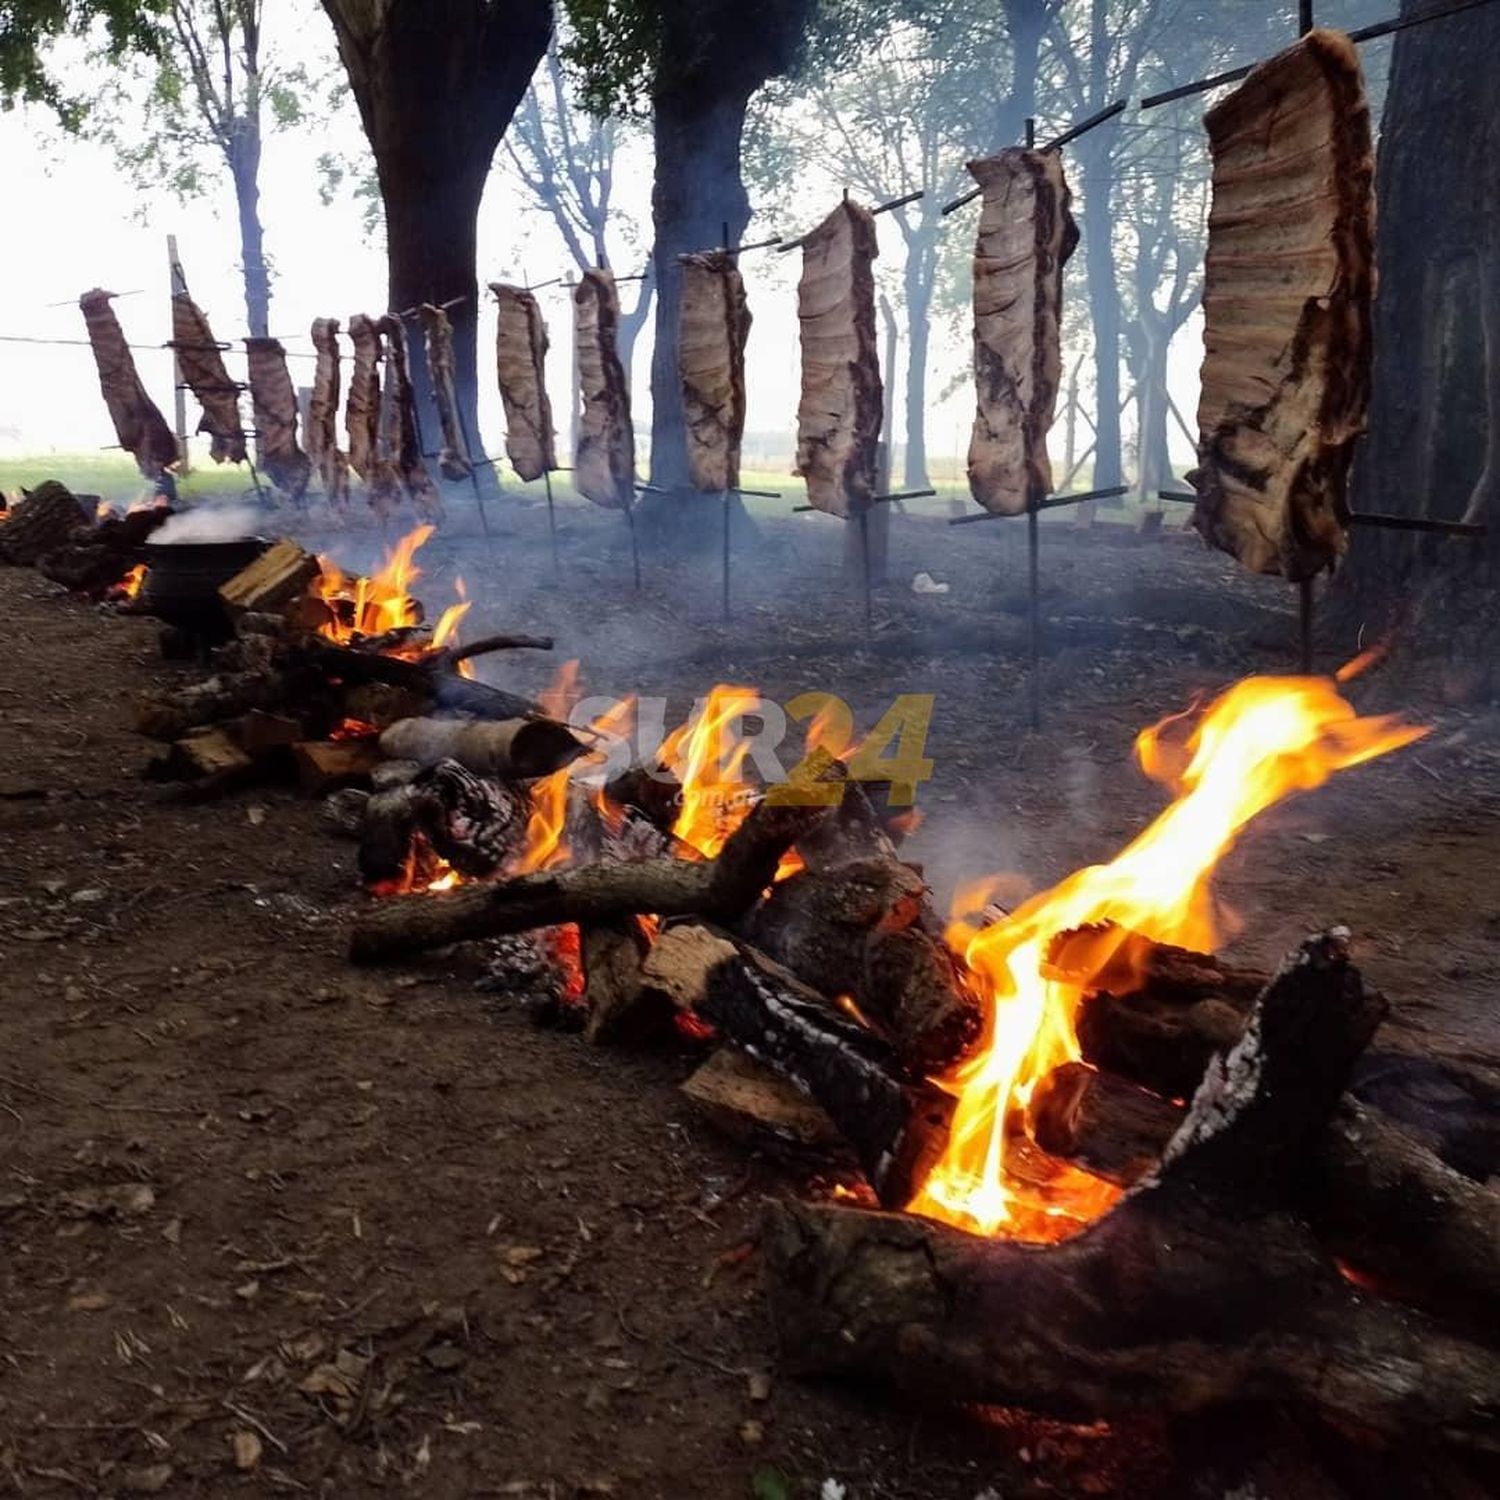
[170,292,247,464]
[793,201,882,517]
[1192,27,1375,580]
[966,149,1078,515]
[378,314,445,523]
[573,269,635,509]
[244,337,312,505]
[346,315,398,519]
[79,288,179,478]
[309,318,350,513]
[679,251,752,493]
[418,303,473,481]
[490,283,557,483]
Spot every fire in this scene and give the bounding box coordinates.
[660,684,761,858]
[108,563,147,603]
[911,671,1427,1243]
[511,767,573,875]
[315,525,432,643]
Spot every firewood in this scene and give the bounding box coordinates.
[742,856,982,1073]
[292,740,382,795]
[349,748,846,963]
[226,710,304,758]
[794,781,898,869]
[219,539,321,615]
[581,920,653,1044]
[1029,1061,1500,1327]
[681,1047,843,1157]
[296,638,543,723]
[339,681,427,730]
[698,934,955,1209]
[378,716,585,780]
[764,932,1500,1444]
[153,726,255,788]
[133,671,290,741]
[0,481,93,566]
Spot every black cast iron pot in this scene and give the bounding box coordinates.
[141,536,270,642]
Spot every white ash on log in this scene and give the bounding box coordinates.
[764,931,1500,1445]
[741,856,982,1074]
[1191,29,1375,580]
[965,147,1078,515]
[348,748,846,963]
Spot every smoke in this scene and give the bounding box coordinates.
[150,503,265,545]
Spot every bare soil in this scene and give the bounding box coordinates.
[2,497,1497,1498]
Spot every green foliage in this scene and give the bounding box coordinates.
[0,0,168,125]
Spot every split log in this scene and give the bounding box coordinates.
[150,726,255,788]
[293,739,382,794]
[378,716,585,780]
[680,1047,843,1158]
[219,539,320,615]
[133,671,292,741]
[764,931,1500,1444]
[741,856,981,1073]
[580,920,652,1044]
[0,482,92,566]
[696,930,954,1208]
[350,748,846,963]
[1031,1061,1500,1327]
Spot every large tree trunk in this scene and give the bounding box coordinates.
[647,88,752,493]
[901,235,935,491]
[1339,0,1500,665]
[1078,130,1124,491]
[321,0,552,487]
[229,129,270,340]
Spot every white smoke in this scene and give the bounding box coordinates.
[150,503,265,545]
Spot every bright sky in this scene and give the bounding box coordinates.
[0,3,1391,479]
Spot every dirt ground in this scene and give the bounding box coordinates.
[2,494,1498,1498]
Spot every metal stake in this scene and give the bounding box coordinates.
[1028,499,1042,731]
[453,401,493,539]
[626,505,641,591]
[542,466,560,571]
[859,508,873,628]
[721,491,732,620]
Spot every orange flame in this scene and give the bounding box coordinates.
[109,563,147,602]
[910,671,1427,1242]
[660,685,762,859]
[315,525,433,644]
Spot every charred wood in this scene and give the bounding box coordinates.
[378,716,584,779]
[0,482,93,566]
[348,749,845,963]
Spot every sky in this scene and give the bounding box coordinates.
[0,2,1392,484]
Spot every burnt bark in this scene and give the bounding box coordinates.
[763,933,1500,1444]
[321,0,552,484]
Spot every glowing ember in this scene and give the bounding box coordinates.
[331,717,379,741]
[369,835,458,897]
[910,671,1427,1243]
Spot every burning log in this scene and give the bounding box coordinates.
[794,781,900,869]
[349,748,845,963]
[378,716,584,780]
[742,856,982,1073]
[35,503,169,595]
[696,931,955,1208]
[1029,1060,1500,1327]
[764,931,1500,1444]
[0,482,93,566]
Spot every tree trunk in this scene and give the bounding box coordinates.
[229,131,270,340]
[321,0,551,490]
[647,88,753,495]
[901,237,934,491]
[1138,322,1171,495]
[1340,0,1500,653]
[1078,132,1123,491]
[617,277,654,382]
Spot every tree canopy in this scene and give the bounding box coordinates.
[0,0,167,123]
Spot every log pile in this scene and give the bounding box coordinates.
[0,479,170,591]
